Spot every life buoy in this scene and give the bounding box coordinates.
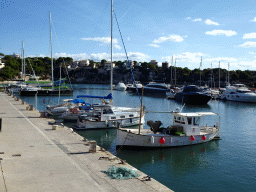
[73,108,78,114]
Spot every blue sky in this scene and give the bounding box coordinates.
[1,0,256,70]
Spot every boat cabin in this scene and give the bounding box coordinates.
[173,112,218,136]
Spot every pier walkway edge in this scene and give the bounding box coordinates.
[0,92,173,192]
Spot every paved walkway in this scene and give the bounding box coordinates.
[0,92,172,192]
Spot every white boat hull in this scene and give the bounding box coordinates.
[221,94,256,103]
[116,128,219,148]
[76,116,144,130]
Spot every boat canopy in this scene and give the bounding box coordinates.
[77,93,113,100]
[71,99,86,104]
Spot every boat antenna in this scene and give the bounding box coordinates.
[113,10,141,102]
[170,55,173,86]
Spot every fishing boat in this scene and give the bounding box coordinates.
[220,84,256,103]
[174,85,212,104]
[116,111,220,149]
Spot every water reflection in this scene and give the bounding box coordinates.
[74,128,117,153]
[117,140,219,176]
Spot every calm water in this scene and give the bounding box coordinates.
[18,84,256,192]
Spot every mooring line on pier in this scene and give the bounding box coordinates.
[0,162,7,192]
[2,94,106,192]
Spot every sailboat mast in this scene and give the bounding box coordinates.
[58,63,61,104]
[200,56,202,87]
[228,62,230,86]
[175,59,177,87]
[110,0,113,92]
[170,55,173,86]
[21,42,23,80]
[211,62,213,89]
[219,61,220,89]
[22,41,25,81]
[49,11,54,90]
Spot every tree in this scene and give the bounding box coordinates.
[101,59,107,66]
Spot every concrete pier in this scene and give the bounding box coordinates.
[0,92,172,192]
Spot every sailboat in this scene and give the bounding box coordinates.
[19,12,73,96]
[73,0,145,129]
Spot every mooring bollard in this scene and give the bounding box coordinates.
[21,100,25,105]
[40,112,45,118]
[89,140,97,153]
[52,125,58,130]
[29,104,33,111]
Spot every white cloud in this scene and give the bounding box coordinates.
[81,37,118,44]
[162,52,204,64]
[205,57,237,62]
[114,44,121,50]
[204,19,219,26]
[127,52,150,61]
[186,17,191,20]
[243,32,256,39]
[238,60,256,69]
[148,44,160,48]
[193,18,202,22]
[39,51,150,62]
[250,17,256,22]
[153,35,184,44]
[239,41,256,48]
[249,52,256,54]
[205,30,237,36]
[54,53,89,60]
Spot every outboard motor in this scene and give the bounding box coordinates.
[147,120,162,133]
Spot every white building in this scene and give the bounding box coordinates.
[0,58,5,69]
[79,60,90,67]
[104,62,116,71]
[125,60,134,70]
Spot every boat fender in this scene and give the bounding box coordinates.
[159,137,165,144]
[190,136,195,141]
[202,135,206,140]
[73,108,78,114]
[151,136,154,144]
[105,120,108,126]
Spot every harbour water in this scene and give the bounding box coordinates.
[17,84,256,192]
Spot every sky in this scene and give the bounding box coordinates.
[1,0,256,71]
